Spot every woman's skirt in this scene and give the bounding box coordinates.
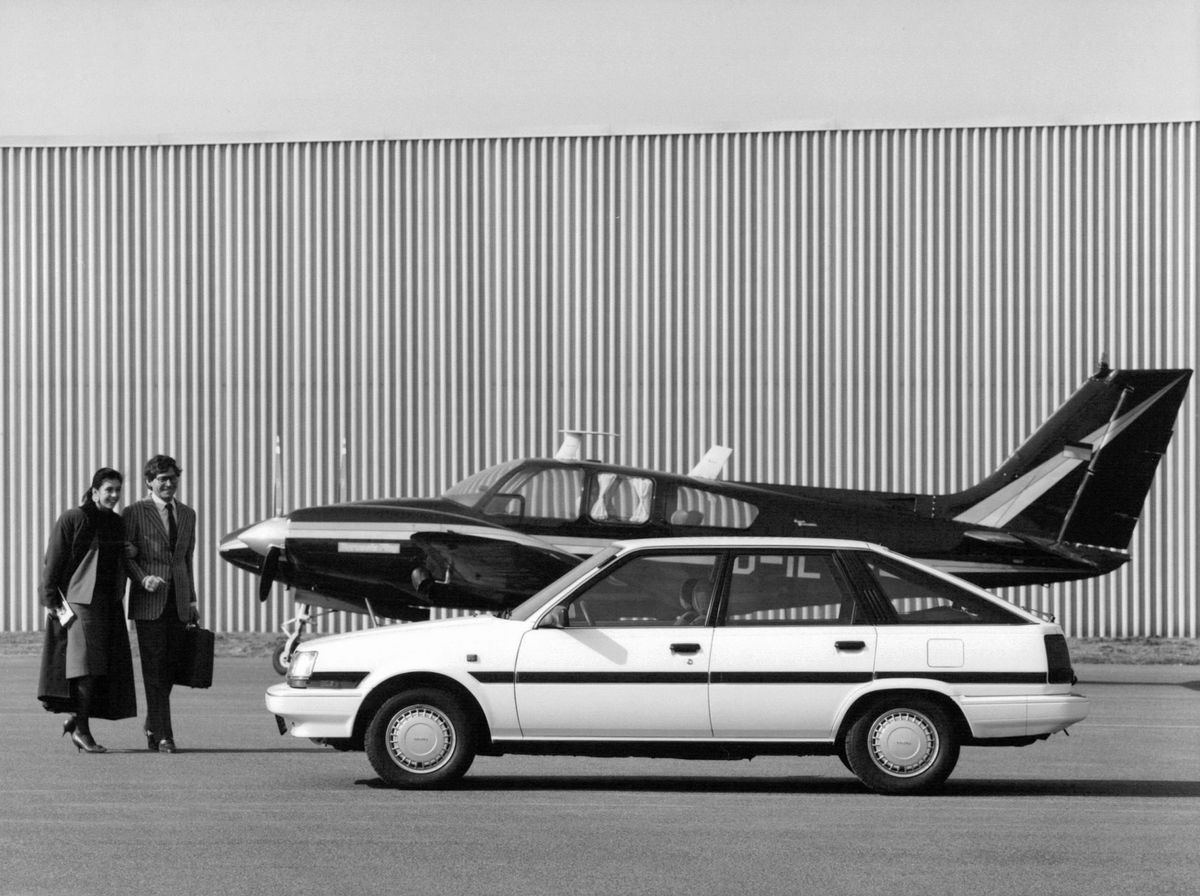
[37,592,137,720]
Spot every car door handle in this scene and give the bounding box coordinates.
[835,640,867,651]
[670,643,702,655]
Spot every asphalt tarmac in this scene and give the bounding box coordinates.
[2,656,1197,896]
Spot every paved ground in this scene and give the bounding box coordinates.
[2,658,1197,896]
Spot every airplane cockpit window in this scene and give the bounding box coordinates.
[669,486,759,529]
[723,552,859,625]
[442,460,523,508]
[588,473,653,525]
[481,466,584,523]
[560,553,722,627]
[861,555,1024,625]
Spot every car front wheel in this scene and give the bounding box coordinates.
[844,698,960,795]
[365,689,476,788]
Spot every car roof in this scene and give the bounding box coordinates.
[609,536,881,552]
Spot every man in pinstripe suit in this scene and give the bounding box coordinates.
[124,455,198,754]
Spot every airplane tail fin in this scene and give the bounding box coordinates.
[943,365,1192,551]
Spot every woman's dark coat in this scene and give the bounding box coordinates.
[37,504,137,720]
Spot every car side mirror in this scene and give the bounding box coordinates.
[538,605,569,629]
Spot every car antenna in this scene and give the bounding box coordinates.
[272,434,284,516]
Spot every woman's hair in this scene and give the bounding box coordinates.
[81,467,124,505]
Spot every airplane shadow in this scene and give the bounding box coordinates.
[356,775,1200,798]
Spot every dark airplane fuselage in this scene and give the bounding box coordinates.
[219,367,1191,620]
[220,458,1122,620]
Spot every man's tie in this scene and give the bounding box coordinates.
[167,503,178,552]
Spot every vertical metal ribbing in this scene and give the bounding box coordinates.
[2,123,1196,636]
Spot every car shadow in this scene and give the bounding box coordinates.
[357,775,1200,797]
[96,747,332,755]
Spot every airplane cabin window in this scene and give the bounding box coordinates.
[442,460,523,508]
[862,555,1025,624]
[723,553,860,625]
[562,553,722,627]
[588,473,654,524]
[670,486,759,529]
[486,466,584,523]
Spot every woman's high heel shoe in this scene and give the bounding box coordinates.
[70,731,106,753]
[61,715,77,737]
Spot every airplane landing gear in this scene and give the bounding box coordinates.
[270,597,383,675]
[272,604,312,675]
[271,639,294,675]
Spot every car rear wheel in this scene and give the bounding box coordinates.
[844,698,959,795]
[365,689,476,788]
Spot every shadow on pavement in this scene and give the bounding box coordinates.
[355,775,1200,797]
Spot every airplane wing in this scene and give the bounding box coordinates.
[410,531,581,606]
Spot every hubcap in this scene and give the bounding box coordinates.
[868,709,938,777]
[386,705,454,774]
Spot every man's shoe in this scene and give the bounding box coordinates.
[158,738,177,754]
[145,731,159,752]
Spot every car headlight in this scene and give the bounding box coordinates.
[287,650,318,688]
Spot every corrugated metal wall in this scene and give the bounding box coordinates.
[3,123,1196,637]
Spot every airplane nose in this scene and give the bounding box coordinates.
[219,516,290,571]
[234,516,290,554]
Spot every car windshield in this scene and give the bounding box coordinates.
[442,460,524,508]
[506,546,621,621]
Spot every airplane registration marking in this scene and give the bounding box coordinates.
[338,542,401,554]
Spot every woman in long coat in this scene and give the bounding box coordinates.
[38,467,138,753]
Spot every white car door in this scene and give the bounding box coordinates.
[514,551,721,739]
[708,551,876,739]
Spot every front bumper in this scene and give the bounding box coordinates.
[266,683,361,739]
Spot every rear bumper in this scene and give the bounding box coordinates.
[961,692,1089,739]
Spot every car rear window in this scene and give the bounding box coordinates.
[861,554,1026,624]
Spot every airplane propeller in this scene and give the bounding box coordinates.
[259,545,282,602]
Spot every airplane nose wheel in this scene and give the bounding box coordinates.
[272,605,312,675]
[271,640,292,676]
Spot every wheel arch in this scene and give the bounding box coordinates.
[835,686,971,748]
[354,672,493,750]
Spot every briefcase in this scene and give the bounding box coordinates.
[174,625,214,689]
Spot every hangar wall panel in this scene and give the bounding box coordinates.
[3,124,1196,637]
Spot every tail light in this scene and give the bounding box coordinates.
[1044,634,1076,685]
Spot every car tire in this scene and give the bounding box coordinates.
[365,689,476,788]
[844,698,960,795]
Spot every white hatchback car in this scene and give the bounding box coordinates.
[267,538,1089,794]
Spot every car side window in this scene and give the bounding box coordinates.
[861,555,1025,624]
[668,486,759,529]
[723,552,861,625]
[561,553,722,627]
